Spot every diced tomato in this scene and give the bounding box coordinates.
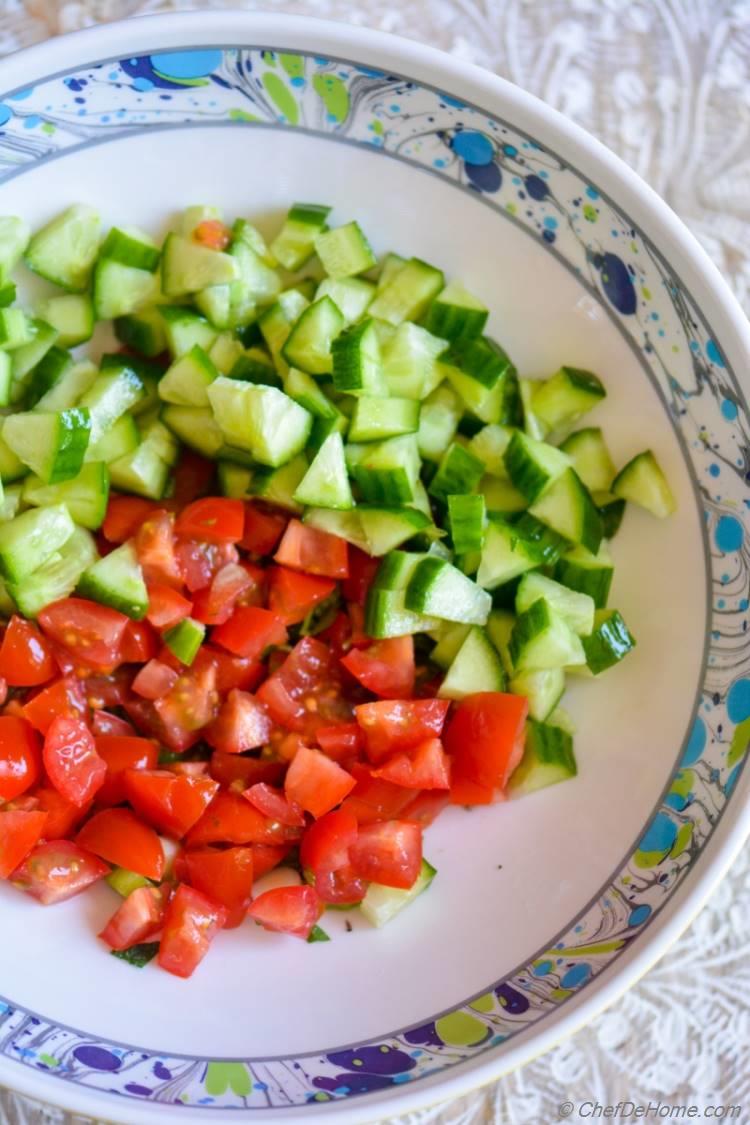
[99,884,167,950]
[167,760,210,779]
[212,606,287,660]
[0,715,41,801]
[84,669,133,712]
[372,738,451,790]
[38,599,129,672]
[401,790,451,826]
[175,497,245,545]
[77,807,165,880]
[176,539,238,593]
[243,782,305,827]
[152,661,219,751]
[350,820,423,889]
[103,496,159,544]
[342,636,415,699]
[251,843,292,878]
[342,547,380,605]
[347,603,370,648]
[123,769,219,839]
[299,808,365,905]
[316,610,352,658]
[284,746,355,818]
[183,847,254,929]
[209,751,285,792]
[95,735,159,806]
[136,510,182,588]
[315,722,364,763]
[204,690,272,755]
[22,676,87,735]
[32,786,89,837]
[448,775,495,805]
[257,637,352,737]
[170,450,215,509]
[247,885,322,940]
[0,617,56,687]
[132,659,179,700]
[274,520,349,579]
[340,765,418,825]
[355,699,450,763]
[91,710,136,738]
[267,566,337,626]
[192,564,257,626]
[203,646,265,694]
[43,716,106,808]
[146,585,193,631]
[120,619,159,664]
[193,219,231,250]
[241,503,287,556]
[186,791,302,848]
[11,839,109,903]
[158,883,227,979]
[0,810,48,878]
[444,692,528,795]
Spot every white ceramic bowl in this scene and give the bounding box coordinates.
[1,11,749,1123]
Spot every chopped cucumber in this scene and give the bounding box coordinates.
[428,441,484,501]
[405,556,491,625]
[316,277,374,324]
[360,859,436,927]
[424,280,488,341]
[554,544,614,608]
[270,203,330,271]
[528,468,603,555]
[477,516,544,590]
[161,232,239,297]
[351,434,421,504]
[531,366,605,432]
[448,493,486,554]
[77,540,148,618]
[160,306,217,358]
[87,414,140,464]
[293,432,354,510]
[515,572,595,636]
[509,598,585,672]
[382,322,447,400]
[611,450,676,518]
[509,667,566,722]
[159,344,219,408]
[315,221,376,278]
[25,205,100,291]
[365,551,440,638]
[504,430,571,502]
[438,625,504,699]
[251,455,308,514]
[4,408,91,484]
[93,257,159,320]
[348,396,419,442]
[417,383,461,461]
[208,378,312,467]
[22,461,109,530]
[0,503,76,584]
[331,317,386,395]
[0,217,30,279]
[37,294,94,348]
[9,526,97,618]
[581,608,636,673]
[508,719,577,797]
[559,427,616,493]
[114,307,167,357]
[164,617,205,665]
[368,258,444,326]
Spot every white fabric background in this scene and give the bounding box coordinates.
[0,1,749,1122]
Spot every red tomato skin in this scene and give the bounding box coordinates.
[204,690,272,755]
[341,548,380,605]
[243,783,305,827]
[135,510,183,589]
[241,503,287,556]
[342,636,415,699]
[77,808,165,880]
[38,599,130,671]
[91,711,136,738]
[340,764,418,825]
[191,564,255,626]
[22,676,87,736]
[43,717,106,808]
[158,884,227,978]
[315,722,365,763]
[273,520,349,579]
[299,808,365,905]
[186,791,302,848]
[267,566,337,626]
[284,746,356,818]
[11,839,109,903]
[252,843,292,878]
[204,647,265,695]
[99,885,167,950]
[175,498,245,545]
[146,585,193,631]
[257,637,352,737]
[120,619,158,664]
[176,540,238,593]
[32,786,90,837]
[103,496,160,543]
[0,810,48,878]
[354,699,451,763]
[0,716,41,801]
[400,790,451,827]
[448,776,496,805]
[132,659,179,700]
[212,606,287,660]
[0,617,56,686]
[183,847,254,929]
[247,885,322,939]
[209,751,285,792]
[372,738,451,790]
[350,820,423,889]
[95,735,159,807]
[123,769,219,839]
[443,692,528,794]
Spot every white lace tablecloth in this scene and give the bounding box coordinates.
[1,2,749,1123]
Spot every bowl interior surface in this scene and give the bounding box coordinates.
[0,125,706,1058]
[0,22,746,1122]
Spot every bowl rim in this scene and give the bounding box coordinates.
[0,11,749,1123]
